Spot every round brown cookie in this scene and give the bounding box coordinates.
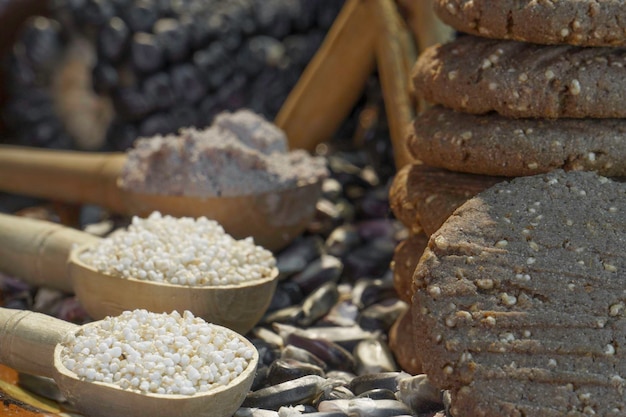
[389,162,424,235]
[389,309,423,375]
[412,170,626,417]
[413,35,626,118]
[392,232,429,304]
[389,163,503,235]
[409,106,626,177]
[434,0,626,47]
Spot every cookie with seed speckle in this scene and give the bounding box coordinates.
[434,0,626,47]
[392,232,429,304]
[413,35,626,118]
[412,170,626,417]
[409,106,626,177]
[389,163,503,235]
[389,309,423,375]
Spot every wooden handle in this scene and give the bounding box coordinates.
[0,308,77,378]
[397,0,454,52]
[0,145,128,211]
[372,0,417,169]
[0,213,100,292]
[275,0,377,151]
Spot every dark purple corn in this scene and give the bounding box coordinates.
[2,0,345,151]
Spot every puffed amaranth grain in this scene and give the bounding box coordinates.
[389,163,502,236]
[435,0,626,47]
[412,170,626,417]
[409,106,626,177]
[413,35,626,118]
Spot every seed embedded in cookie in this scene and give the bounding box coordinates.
[412,170,626,417]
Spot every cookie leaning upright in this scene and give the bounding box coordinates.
[412,170,626,417]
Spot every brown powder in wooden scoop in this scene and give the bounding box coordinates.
[119,109,328,197]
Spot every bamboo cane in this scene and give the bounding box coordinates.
[275,0,377,152]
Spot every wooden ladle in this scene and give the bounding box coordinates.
[0,307,258,417]
[0,213,278,334]
[0,145,323,252]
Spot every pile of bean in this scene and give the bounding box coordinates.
[0,136,451,416]
[229,145,448,417]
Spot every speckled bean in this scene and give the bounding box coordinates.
[243,375,330,410]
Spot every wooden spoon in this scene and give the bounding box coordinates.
[0,307,258,417]
[0,213,278,334]
[0,145,322,252]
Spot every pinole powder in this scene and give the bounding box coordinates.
[119,109,329,197]
[60,309,255,395]
[79,211,276,286]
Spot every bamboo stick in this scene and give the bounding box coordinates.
[275,0,377,151]
[396,0,454,53]
[0,146,127,211]
[371,0,417,169]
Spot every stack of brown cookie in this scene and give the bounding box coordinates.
[390,0,626,324]
[388,1,626,415]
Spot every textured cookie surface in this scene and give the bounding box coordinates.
[392,232,429,304]
[389,309,423,375]
[412,170,626,417]
[413,35,626,118]
[389,163,502,235]
[409,106,626,177]
[435,0,626,46]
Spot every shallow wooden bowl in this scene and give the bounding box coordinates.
[53,321,259,417]
[68,245,279,334]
